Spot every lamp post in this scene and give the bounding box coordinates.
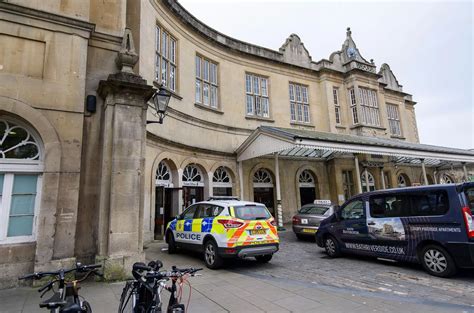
[147,85,171,124]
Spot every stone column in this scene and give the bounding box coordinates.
[380,167,386,189]
[463,163,469,181]
[238,161,244,200]
[433,169,438,184]
[354,155,362,194]
[208,172,214,198]
[364,168,369,192]
[274,153,284,229]
[177,168,183,213]
[421,159,428,185]
[96,29,154,279]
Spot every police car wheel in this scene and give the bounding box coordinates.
[167,232,177,254]
[204,240,223,269]
[255,254,273,263]
[324,236,341,258]
[420,245,457,278]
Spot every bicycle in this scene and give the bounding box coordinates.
[18,262,102,312]
[118,260,202,313]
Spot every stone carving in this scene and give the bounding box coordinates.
[279,34,312,67]
[116,28,139,73]
[378,63,403,92]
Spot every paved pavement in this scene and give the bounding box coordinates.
[2,227,474,312]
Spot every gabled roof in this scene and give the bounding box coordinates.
[236,126,474,166]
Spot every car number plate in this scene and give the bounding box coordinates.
[302,228,317,233]
[249,229,266,235]
[301,219,308,224]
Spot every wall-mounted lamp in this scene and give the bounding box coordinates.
[147,85,171,124]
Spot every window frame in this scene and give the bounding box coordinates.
[358,87,381,127]
[348,88,359,124]
[340,198,365,221]
[289,82,310,124]
[195,54,219,109]
[0,173,42,244]
[387,103,402,136]
[333,87,341,125]
[245,73,270,118]
[155,24,178,92]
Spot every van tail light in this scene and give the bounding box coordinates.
[292,216,300,225]
[462,207,474,239]
[218,219,244,229]
[270,219,277,227]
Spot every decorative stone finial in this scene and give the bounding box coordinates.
[346,27,352,37]
[116,28,139,73]
[370,59,374,64]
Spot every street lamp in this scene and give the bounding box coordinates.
[147,85,171,124]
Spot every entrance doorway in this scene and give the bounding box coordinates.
[298,169,317,206]
[182,164,205,209]
[183,186,204,208]
[253,168,275,215]
[155,186,173,239]
[254,188,275,215]
[155,161,175,239]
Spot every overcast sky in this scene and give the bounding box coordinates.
[179,0,473,149]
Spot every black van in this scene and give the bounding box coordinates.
[316,182,474,277]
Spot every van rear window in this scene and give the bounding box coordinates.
[465,187,474,214]
[369,190,449,218]
[233,205,271,220]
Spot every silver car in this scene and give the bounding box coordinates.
[292,201,335,240]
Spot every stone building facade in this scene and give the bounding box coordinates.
[0,0,472,287]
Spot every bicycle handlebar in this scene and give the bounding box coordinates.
[18,263,102,281]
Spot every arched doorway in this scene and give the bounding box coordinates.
[213,166,233,196]
[397,173,411,187]
[155,160,174,239]
[182,164,205,208]
[440,173,454,184]
[253,168,275,215]
[0,118,43,243]
[361,170,375,192]
[299,169,317,206]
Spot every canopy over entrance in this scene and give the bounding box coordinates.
[236,126,474,167]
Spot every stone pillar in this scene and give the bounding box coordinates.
[274,153,284,229]
[433,169,438,184]
[208,172,214,198]
[421,159,428,185]
[238,161,244,200]
[96,29,154,280]
[463,163,468,181]
[177,168,183,213]
[380,167,386,189]
[354,155,362,194]
[364,168,369,192]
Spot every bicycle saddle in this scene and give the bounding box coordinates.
[39,292,66,309]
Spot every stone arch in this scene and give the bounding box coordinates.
[361,169,376,192]
[294,166,319,207]
[210,164,236,197]
[439,172,455,184]
[180,157,211,174]
[0,97,62,266]
[150,152,180,188]
[249,164,276,214]
[397,172,411,187]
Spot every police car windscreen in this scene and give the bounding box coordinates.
[299,205,329,215]
[234,205,271,220]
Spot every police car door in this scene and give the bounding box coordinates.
[337,198,369,250]
[175,204,198,245]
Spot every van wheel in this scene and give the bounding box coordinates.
[420,245,457,278]
[295,234,304,240]
[255,254,273,263]
[204,240,223,269]
[324,236,341,258]
[167,232,177,254]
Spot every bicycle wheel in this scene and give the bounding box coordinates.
[118,281,135,313]
[82,300,92,313]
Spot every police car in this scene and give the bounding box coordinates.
[165,198,279,269]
